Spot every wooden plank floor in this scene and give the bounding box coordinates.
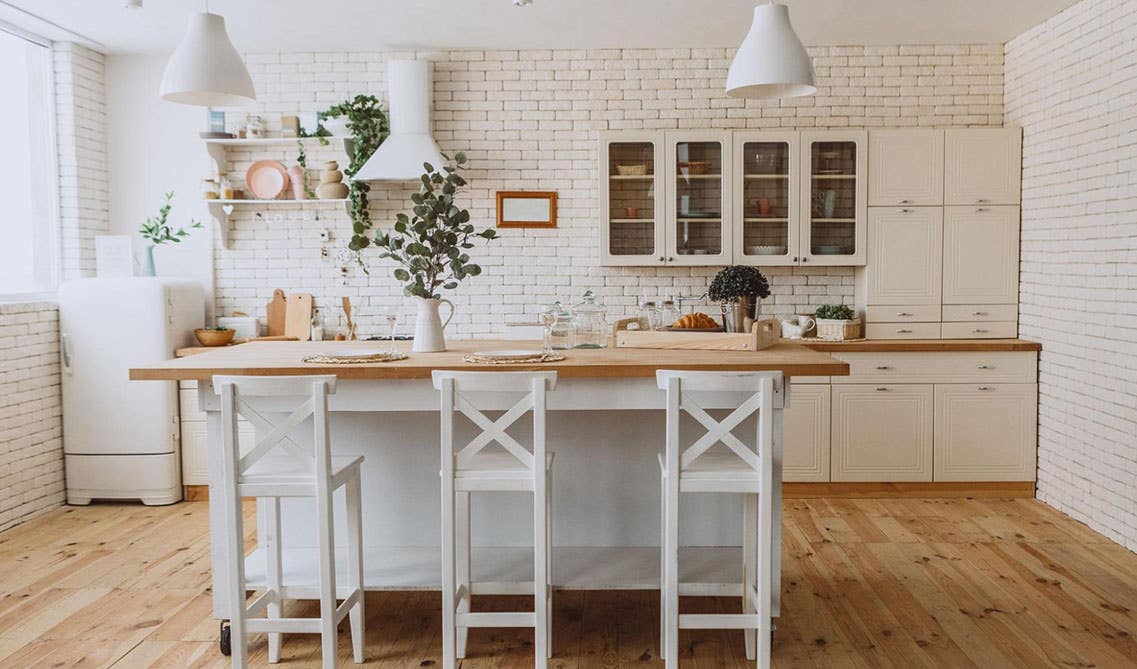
[1,498,1135,667]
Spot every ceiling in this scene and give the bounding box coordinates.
[3,0,1079,54]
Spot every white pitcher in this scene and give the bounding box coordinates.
[412,296,454,352]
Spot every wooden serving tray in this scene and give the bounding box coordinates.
[616,319,781,352]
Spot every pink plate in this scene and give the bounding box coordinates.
[245,160,291,200]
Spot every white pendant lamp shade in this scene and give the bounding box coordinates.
[726,3,816,99]
[160,12,256,107]
[354,60,446,181]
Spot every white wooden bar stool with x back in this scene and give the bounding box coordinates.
[214,375,365,668]
[432,370,557,669]
[656,370,779,669]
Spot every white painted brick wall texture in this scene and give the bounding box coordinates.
[1005,0,1137,550]
[213,45,1003,335]
[0,302,64,531]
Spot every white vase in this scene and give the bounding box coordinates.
[412,296,454,352]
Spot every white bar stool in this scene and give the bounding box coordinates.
[433,371,557,669]
[656,370,778,669]
[215,375,365,668]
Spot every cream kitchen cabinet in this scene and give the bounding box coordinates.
[868,129,944,206]
[831,383,934,482]
[179,380,254,486]
[944,128,1022,205]
[782,384,830,482]
[666,131,733,265]
[934,384,1038,481]
[943,206,1020,305]
[733,131,799,267]
[800,130,868,265]
[600,131,668,266]
[865,207,943,306]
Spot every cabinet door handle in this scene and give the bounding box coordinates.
[874,387,890,392]
[971,328,988,333]
[896,328,913,334]
[977,364,992,369]
[900,208,914,213]
[976,199,990,204]
[977,207,990,212]
[971,311,988,316]
[978,386,993,391]
[875,365,892,370]
[801,257,809,262]
[658,256,665,262]
[666,257,674,262]
[792,256,798,262]
[897,199,911,204]
[896,312,913,317]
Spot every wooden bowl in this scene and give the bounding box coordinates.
[194,328,236,347]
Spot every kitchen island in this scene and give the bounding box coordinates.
[131,340,849,621]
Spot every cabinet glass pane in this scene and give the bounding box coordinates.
[607,142,657,256]
[675,141,723,256]
[809,141,858,256]
[741,141,791,258]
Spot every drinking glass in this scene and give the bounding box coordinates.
[379,307,399,353]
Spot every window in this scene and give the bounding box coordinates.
[0,29,56,297]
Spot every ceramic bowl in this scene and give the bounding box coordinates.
[748,245,787,255]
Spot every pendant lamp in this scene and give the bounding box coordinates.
[726,2,816,99]
[159,6,255,107]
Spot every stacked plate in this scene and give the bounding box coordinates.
[464,349,563,364]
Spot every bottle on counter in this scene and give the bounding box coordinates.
[310,307,324,341]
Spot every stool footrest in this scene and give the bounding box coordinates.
[470,581,536,596]
[335,589,362,624]
[679,613,764,630]
[246,617,322,635]
[456,612,536,628]
[678,582,744,597]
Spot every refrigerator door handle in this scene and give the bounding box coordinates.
[61,333,73,372]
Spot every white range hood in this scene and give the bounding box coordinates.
[354,60,446,181]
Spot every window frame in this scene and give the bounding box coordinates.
[0,24,60,303]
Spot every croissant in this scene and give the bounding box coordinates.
[672,312,719,329]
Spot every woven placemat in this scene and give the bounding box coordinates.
[302,352,409,364]
[462,353,566,365]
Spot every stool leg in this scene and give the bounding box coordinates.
[455,490,470,659]
[743,493,758,661]
[758,489,773,669]
[441,474,457,669]
[316,488,338,667]
[663,474,679,668]
[659,473,667,662]
[545,467,553,658]
[534,473,549,667]
[347,473,365,664]
[223,470,248,668]
[264,497,283,664]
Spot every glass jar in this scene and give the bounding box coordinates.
[201,178,219,200]
[245,114,264,139]
[540,301,572,350]
[639,300,661,331]
[570,290,609,349]
[659,299,681,329]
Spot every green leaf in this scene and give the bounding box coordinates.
[443,281,459,290]
[393,268,410,281]
[455,152,467,164]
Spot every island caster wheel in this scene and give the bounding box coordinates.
[770,621,777,646]
[219,620,232,656]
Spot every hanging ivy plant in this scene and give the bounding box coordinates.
[321,95,390,255]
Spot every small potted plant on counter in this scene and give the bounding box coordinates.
[707,265,771,332]
[373,152,498,352]
[814,304,862,341]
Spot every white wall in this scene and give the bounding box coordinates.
[1005,0,1137,551]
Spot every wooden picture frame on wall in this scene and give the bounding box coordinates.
[496,191,557,228]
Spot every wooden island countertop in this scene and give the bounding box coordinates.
[131,339,850,381]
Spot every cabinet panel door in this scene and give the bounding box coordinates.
[832,384,933,481]
[866,207,943,305]
[944,128,1022,205]
[600,131,667,265]
[868,129,944,206]
[800,130,867,266]
[943,206,1020,304]
[666,131,732,266]
[934,384,1037,481]
[783,384,830,482]
[733,131,799,266]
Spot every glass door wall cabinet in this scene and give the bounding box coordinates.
[732,131,799,266]
[600,132,667,265]
[800,130,868,265]
[664,131,733,266]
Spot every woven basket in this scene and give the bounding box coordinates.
[816,318,861,341]
[616,164,648,176]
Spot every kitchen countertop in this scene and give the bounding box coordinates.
[135,339,850,381]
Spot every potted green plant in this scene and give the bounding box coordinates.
[138,191,202,276]
[707,265,771,332]
[319,95,391,255]
[814,304,861,341]
[373,152,498,351]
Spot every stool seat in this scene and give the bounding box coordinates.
[658,453,763,493]
[455,452,554,491]
[243,455,363,492]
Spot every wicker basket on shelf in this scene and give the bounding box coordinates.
[816,318,862,341]
[616,164,648,176]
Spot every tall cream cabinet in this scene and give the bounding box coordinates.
[861,127,1022,339]
[600,129,867,267]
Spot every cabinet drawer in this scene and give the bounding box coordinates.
[866,323,941,339]
[941,321,1017,339]
[934,384,1037,481]
[831,384,933,482]
[865,305,941,323]
[832,352,1037,384]
[179,389,205,422]
[179,380,198,390]
[941,304,1017,322]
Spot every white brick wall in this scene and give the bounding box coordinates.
[214,45,1004,334]
[1005,0,1137,550]
[54,43,109,279]
[0,302,64,531]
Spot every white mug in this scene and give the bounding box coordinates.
[797,315,816,333]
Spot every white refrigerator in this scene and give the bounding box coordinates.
[59,278,205,505]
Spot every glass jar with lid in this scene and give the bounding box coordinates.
[570,290,609,349]
[539,301,572,351]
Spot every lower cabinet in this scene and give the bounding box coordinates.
[933,384,1038,481]
[782,384,831,482]
[180,380,255,486]
[831,384,934,481]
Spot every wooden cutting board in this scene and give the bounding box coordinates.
[285,293,313,341]
[265,289,287,336]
